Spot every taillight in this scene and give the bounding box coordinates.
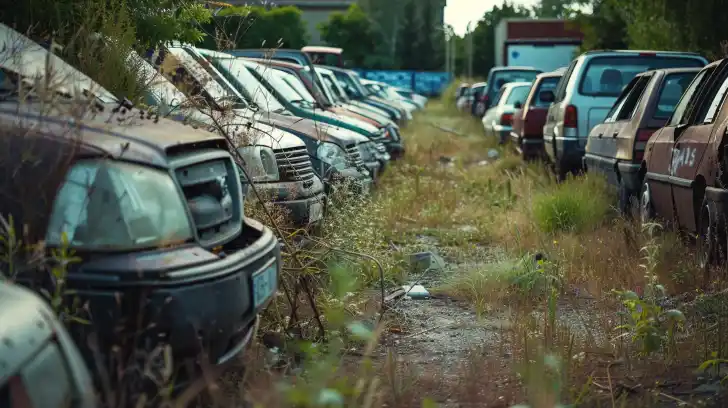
[636,128,655,142]
[633,128,656,162]
[564,105,577,128]
[500,113,513,126]
[482,94,489,103]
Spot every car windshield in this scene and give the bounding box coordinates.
[211,57,286,112]
[249,63,309,107]
[321,73,347,103]
[275,69,317,106]
[46,159,193,250]
[653,71,698,119]
[333,71,364,98]
[580,55,706,97]
[490,71,540,93]
[505,85,532,105]
[164,48,248,110]
[0,25,117,103]
[532,76,561,107]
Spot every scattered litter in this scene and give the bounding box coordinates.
[408,252,445,274]
[401,284,430,299]
[487,148,500,159]
[477,160,489,166]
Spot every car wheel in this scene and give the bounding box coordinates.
[697,198,722,282]
[639,180,655,232]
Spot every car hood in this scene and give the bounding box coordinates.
[314,108,379,133]
[245,109,365,145]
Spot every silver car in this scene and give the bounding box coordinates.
[0,282,96,408]
[540,50,708,178]
[481,81,533,144]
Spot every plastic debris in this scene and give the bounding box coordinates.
[401,284,430,299]
[487,148,500,159]
[408,252,445,274]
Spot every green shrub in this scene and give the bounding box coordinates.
[531,175,612,234]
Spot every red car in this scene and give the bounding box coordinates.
[510,69,564,160]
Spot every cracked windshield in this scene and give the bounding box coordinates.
[1,0,727,407]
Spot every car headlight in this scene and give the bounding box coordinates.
[237,145,280,182]
[358,142,375,161]
[316,142,348,169]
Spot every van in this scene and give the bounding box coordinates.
[540,50,709,179]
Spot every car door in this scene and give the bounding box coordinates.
[671,62,728,231]
[587,75,650,184]
[646,65,716,223]
[545,60,578,163]
[483,87,507,137]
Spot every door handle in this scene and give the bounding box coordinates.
[597,133,603,138]
[612,131,619,138]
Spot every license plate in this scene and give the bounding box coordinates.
[309,202,324,223]
[253,262,277,308]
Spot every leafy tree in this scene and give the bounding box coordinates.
[198,6,307,50]
[470,1,532,77]
[532,0,589,18]
[0,0,212,48]
[318,4,382,68]
[397,0,425,70]
[573,0,628,52]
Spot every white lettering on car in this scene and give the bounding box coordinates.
[669,147,697,176]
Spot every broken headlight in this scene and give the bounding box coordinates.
[316,141,348,169]
[237,145,280,182]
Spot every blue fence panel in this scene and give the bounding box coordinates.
[354,70,452,97]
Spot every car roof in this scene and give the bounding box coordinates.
[582,49,706,57]
[638,67,703,77]
[503,81,532,90]
[0,102,227,168]
[491,66,540,72]
[471,82,487,87]
[243,57,303,70]
[302,46,342,54]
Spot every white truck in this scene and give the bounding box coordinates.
[494,18,583,73]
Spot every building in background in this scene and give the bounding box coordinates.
[494,18,583,72]
[239,0,355,45]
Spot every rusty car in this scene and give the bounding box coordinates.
[641,59,728,276]
[584,67,699,215]
[510,68,565,160]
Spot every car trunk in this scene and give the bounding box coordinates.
[524,107,548,138]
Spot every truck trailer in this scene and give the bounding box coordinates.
[494,18,583,73]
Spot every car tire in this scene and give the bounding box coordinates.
[697,198,721,284]
[639,180,655,233]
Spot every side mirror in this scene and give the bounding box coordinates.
[514,101,522,109]
[539,91,555,103]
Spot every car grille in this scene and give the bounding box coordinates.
[274,146,315,184]
[346,143,365,168]
[175,157,240,245]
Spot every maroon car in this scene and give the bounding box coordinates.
[641,58,728,278]
[510,69,564,160]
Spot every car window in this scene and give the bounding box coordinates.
[667,67,713,127]
[504,85,531,106]
[46,160,193,250]
[604,76,643,123]
[490,70,540,94]
[554,60,578,102]
[207,57,286,112]
[278,69,317,103]
[532,76,561,108]
[698,69,728,124]
[579,55,706,97]
[492,87,506,105]
[653,71,698,119]
[333,71,363,98]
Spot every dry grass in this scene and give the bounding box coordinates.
[224,97,728,408]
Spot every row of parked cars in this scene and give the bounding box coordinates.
[458,49,728,277]
[0,24,426,406]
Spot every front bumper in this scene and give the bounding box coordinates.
[253,178,326,226]
[385,141,405,159]
[63,218,281,374]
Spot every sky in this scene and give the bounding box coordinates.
[444,0,540,36]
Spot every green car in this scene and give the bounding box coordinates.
[196,48,389,142]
